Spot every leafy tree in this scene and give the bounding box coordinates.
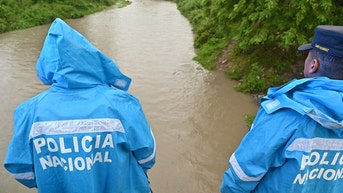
[170,0,343,93]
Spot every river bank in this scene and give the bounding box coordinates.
[215,41,305,104]
[169,0,311,97]
[0,0,131,33]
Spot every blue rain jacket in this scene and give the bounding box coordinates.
[221,77,343,193]
[4,18,155,193]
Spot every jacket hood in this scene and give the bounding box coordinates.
[261,77,343,129]
[36,18,131,90]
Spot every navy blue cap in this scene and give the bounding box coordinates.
[298,25,343,58]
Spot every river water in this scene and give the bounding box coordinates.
[0,0,258,192]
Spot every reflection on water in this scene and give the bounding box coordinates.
[0,1,258,192]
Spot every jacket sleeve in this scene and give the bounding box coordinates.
[220,108,299,193]
[4,103,37,188]
[123,95,156,173]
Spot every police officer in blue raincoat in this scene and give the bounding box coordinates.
[4,18,156,193]
[221,25,343,193]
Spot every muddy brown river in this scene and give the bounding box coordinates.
[0,0,258,192]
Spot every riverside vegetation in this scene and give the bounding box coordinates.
[169,0,343,94]
[0,0,130,33]
[167,0,343,125]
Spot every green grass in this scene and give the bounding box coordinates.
[0,0,131,33]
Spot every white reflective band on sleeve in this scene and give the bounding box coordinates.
[287,137,343,152]
[30,118,125,139]
[11,172,35,180]
[265,99,280,111]
[138,130,156,165]
[229,153,265,182]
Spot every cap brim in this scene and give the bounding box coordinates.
[298,43,312,51]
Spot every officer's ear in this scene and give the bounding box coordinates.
[309,59,320,74]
